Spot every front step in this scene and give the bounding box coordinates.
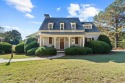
[57,49,64,53]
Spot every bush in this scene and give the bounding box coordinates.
[15,42,25,53]
[35,47,57,56]
[0,42,11,53]
[25,37,37,45]
[85,41,111,54]
[65,46,93,55]
[98,35,112,50]
[24,41,39,53]
[27,47,38,55]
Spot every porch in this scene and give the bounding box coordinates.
[38,32,85,50]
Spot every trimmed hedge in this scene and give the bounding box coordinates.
[15,42,25,53]
[35,47,57,56]
[65,46,93,55]
[24,41,39,53]
[25,37,37,45]
[0,42,11,53]
[86,41,111,54]
[27,47,38,55]
[98,35,112,50]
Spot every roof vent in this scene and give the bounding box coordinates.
[44,14,50,18]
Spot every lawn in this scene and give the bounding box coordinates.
[0,51,125,83]
[0,54,34,59]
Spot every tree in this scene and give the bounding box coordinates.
[0,26,4,37]
[4,30,22,45]
[94,0,125,48]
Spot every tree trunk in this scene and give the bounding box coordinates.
[115,33,119,48]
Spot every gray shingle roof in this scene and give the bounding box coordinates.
[41,32,84,35]
[39,18,84,30]
[81,22,100,32]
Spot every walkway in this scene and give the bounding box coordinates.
[0,53,64,63]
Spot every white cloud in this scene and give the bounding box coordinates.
[2,25,33,39]
[30,21,42,24]
[5,0,35,18]
[57,7,61,11]
[67,3,80,16]
[25,13,34,19]
[67,3,101,21]
[5,0,34,13]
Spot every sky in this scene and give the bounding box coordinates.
[0,0,115,39]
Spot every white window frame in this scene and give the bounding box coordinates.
[60,23,64,30]
[71,22,76,30]
[83,24,92,29]
[48,23,53,30]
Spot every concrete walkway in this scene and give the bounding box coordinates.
[0,53,64,63]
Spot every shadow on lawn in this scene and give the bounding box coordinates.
[58,51,125,63]
[6,53,13,66]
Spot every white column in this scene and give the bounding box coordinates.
[39,36,42,46]
[54,37,56,48]
[43,37,44,46]
[68,37,70,47]
[83,36,85,47]
[80,37,81,46]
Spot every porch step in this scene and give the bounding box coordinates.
[57,50,64,53]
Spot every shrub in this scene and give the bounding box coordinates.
[25,37,37,45]
[85,41,111,54]
[98,35,112,50]
[27,47,38,55]
[24,41,39,53]
[65,46,93,55]
[0,42,11,53]
[35,47,57,56]
[15,42,25,53]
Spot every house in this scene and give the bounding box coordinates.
[37,14,101,50]
[0,36,4,42]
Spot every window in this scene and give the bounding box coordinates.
[49,37,52,44]
[83,24,92,29]
[60,23,64,30]
[75,37,78,44]
[71,23,76,30]
[85,37,94,43]
[48,23,53,30]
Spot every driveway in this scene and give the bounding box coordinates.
[0,53,64,63]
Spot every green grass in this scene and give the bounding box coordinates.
[0,51,125,83]
[0,54,34,59]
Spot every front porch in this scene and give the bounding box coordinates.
[38,33,85,50]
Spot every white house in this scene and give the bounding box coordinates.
[0,36,4,42]
[37,14,101,50]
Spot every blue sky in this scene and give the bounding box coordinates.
[0,0,114,39]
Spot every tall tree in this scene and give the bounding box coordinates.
[0,26,4,37]
[94,0,125,48]
[4,30,22,45]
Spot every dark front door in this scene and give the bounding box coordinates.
[60,38,64,49]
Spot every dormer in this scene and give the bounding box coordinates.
[60,22,64,30]
[48,22,53,30]
[71,22,76,30]
[83,23,92,29]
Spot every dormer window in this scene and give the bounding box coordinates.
[48,23,53,30]
[83,24,92,29]
[60,23,64,30]
[71,22,76,30]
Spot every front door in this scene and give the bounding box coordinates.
[60,38,64,49]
